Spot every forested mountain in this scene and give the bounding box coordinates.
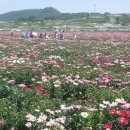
[0,7,110,23]
[0,7,130,26]
[0,7,60,21]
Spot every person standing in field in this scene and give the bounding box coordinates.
[21,32,28,38]
[11,31,14,37]
[30,32,38,38]
[73,34,77,39]
[54,31,58,39]
[59,33,64,40]
[44,33,49,39]
[39,33,44,39]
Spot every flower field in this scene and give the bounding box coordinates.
[1,31,130,130]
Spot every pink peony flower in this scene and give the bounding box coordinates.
[117,110,127,117]
[42,93,48,97]
[7,80,15,84]
[35,86,43,93]
[118,117,129,125]
[103,123,112,129]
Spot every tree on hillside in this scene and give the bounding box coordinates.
[120,14,130,26]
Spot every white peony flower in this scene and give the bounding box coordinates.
[81,112,89,118]
[25,122,32,128]
[26,114,36,122]
[37,114,47,123]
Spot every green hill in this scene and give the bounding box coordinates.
[0,7,60,21]
[0,7,130,26]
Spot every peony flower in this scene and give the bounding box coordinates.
[109,109,117,115]
[75,105,82,110]
[56,116,66,124]
[18,84,27,88]
[103,101,110,105]
[37,114,47,123]
[60,104,66,110]
[41,128,50,130]
[53,80,61,87]
[115,98,126,104]
[127,111,130,118]
[7,80,15,84]
[109,102,118,107]
[81,112,89,118]
[0,119,4,126]
[87,99,94,103]
[117,110,127,117]
[121,103,130,109]
[35,109,40,112]
[46,109,55,115]
[118,117,129,125]
[103,123,112,129]
[35,86,43,93]
[46,119,56,126]
[26,114,36,122]
[25,122,32,128]
[18,84,28,91]
[99,104,107,108]
[42,93,48,97]
[31,78,36,82]
[42,76,49,83]
[87,108,97,112]
[103,77,110,83]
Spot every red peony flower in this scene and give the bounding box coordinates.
[78,100,83,103]
[117,110,127,117]
[127,111,130,118]
[28,84,35,88]
[109,109,117,115]
[35,86,43,93]
[87,99,94,103]
[103,123,112,129]
[42,93,48,97]
[118,117,129,125]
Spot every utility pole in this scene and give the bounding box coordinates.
[94,4,96,13]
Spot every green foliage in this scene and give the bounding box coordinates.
[0,7,60,21]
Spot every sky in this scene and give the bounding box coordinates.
[0,0,130,14]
